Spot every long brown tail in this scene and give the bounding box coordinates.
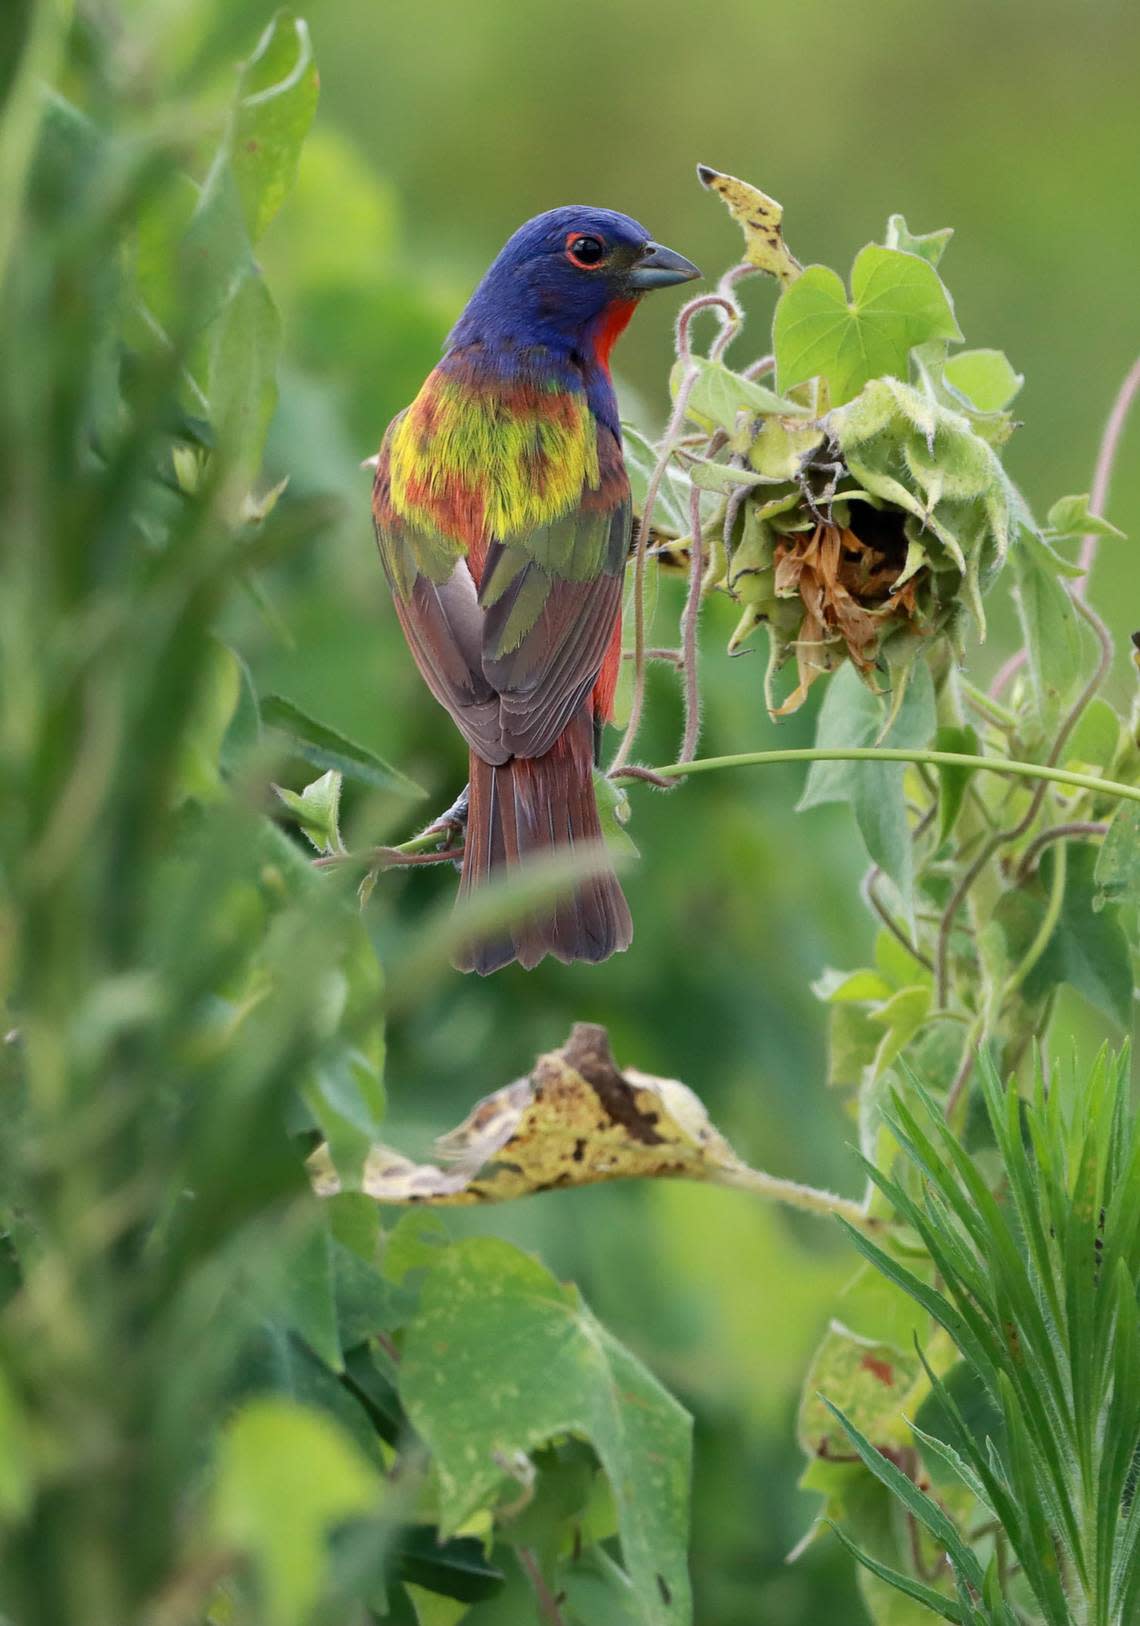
[453,706,632,975]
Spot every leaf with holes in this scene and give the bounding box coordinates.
[399,1238,692,1626]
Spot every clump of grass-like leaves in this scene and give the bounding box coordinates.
[832,1047,1140,1626]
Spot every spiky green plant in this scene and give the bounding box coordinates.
[831,1048,1140,1626]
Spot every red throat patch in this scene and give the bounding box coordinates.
[591,298,638,372]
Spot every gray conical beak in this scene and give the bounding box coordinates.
[628,241,701,290]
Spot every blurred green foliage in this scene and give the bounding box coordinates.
[1,2,1137,1624]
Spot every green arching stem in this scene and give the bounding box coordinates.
[622,748,1140,806]
[1000,838,1068,1004]
[958,678,1019,731]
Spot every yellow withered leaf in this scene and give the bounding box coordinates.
[697,164,802,286]
[308,1024,882,1233]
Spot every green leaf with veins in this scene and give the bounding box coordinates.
[561,1548,648,1626]
[1012,532,1090,724]
[943,349,1024,412]
[774,245,962,406]
[1045,492,1127,542]
[798,659,936,911]
[389,1527,505,1603]
[996,844,1132,1026]
[207,266,280,480]
[263,694,425,795]
[231,12,320,245]
[1095,803,1140,912]
[1064,696,1120,772]
[399,1238,691,1626]
[673,354,811,433]
[275,769,344,854]
[621,423,691,536]
[884,214,954,268]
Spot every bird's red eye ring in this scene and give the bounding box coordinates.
[565,232,607,269]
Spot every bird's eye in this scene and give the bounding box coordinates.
[565,233,607,269]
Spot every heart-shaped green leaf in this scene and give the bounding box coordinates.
[775,245,962,406]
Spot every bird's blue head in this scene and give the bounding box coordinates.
[446,206,700,374]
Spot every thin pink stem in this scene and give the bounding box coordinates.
[609,290,740,774]
[990,648,1026,698]
[608,367,700,773]
[676,292,741,361]
[678,482,705,764]
[1076,354,1140,598]
[743,353,776,381]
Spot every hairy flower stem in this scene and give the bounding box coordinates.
[678,483,705,765]
[609,291,741,774]
[1076,352,1140,596]
[1016,821,1108,882]
[714,1163,888,1236]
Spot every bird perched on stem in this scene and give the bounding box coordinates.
[372,207,699,973]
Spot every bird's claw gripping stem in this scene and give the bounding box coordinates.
[417,784,469,847]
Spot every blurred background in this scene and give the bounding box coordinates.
[129,1,1138,1618]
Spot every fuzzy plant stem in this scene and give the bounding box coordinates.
[677,482,705,765]
[1016,820,1108,882]
[609,291,741,775]
[713,1162,888,1237]
[1075,353,1140,597]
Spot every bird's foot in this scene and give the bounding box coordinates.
[417,784,469,847]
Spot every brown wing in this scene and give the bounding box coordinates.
[372,425,509,765]
[374,416,629,765]
[478,428,630,758]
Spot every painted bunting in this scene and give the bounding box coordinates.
[372,208,699,973]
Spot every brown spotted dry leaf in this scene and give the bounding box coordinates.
[307,1023,882,1231]
[697,164,802,285]
[308,1024,741,1204]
